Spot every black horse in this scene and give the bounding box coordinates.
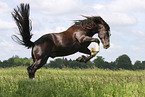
[12,4,111,79]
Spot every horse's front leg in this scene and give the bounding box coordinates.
[78,35,100,44]
[74,31,100,44]
[76,42,100,62]
[78,43,100,62]
[84,43,100,62]
[75,32,100,62]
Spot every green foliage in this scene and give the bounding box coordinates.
[0,54,145,70]
[45,58,94,69]
[133,61,145,70]
[0,55,32,68]
[93,56,106,68]
[115,54,132,70]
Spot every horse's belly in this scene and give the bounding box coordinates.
[50,46,80,58]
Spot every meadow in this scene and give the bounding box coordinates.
[0,67,144,97]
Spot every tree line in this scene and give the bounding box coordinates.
[0,54,145,70]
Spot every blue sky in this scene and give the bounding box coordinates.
[0,0,145,63]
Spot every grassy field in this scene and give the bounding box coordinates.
[0,67,145,97]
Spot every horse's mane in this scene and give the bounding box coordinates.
[74,16,109,30]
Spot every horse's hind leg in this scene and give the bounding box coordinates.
[27,42,53,79]
[27,56,49,79]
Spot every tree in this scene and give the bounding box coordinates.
[105,62,117,70]
[46,58,95,69]
[141,61,145,69]
[133,61,145,70]
[133,61,141,70]
[115,54,132,69]
[0,55,32,68]
[93,56,107,68]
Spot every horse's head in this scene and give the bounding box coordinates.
[74,16,111,49]
[98,24,111,49]
[91,16,110,49]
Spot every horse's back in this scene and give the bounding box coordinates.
[34,34,54,45]
[32,31,79,57]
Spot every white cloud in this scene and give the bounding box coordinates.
[36,0,79,15]
[0,19,15,29]
[13,0,81,15]
[55,26,67,32]
[31,26,67,41]
[132,30,145,36]
[101,13,136,26]
[108,0,145,12]
[0,1,10,13]
[0,40,14,60]
[110,43,123,49]
[0,40,13,49]
[93,4,104,10]
[0,1,15,30]
[93,1,138,27]
[130,45,142,51]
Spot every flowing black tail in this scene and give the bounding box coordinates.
[12,3,34,48]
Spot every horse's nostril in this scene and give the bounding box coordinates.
[104,44,110,49]
[107,44,110,48]
[106,44,109,47]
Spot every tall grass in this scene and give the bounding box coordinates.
[0,67,145,97]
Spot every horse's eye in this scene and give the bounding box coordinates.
[99,33,104,38]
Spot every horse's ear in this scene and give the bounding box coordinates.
[93,16,105,25]
[97,16,106,24]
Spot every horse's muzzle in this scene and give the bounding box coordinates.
[103,44,110,49]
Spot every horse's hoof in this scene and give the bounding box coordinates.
[76,55,86,62]
[32,78,35,81]
[76,57,83,62]
[29,77,35,81]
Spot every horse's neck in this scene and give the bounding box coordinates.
[86,30,97,37]
[66,26,82,33]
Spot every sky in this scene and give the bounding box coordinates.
[0,0,145,64]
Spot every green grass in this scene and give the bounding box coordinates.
[0,67,145,97]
